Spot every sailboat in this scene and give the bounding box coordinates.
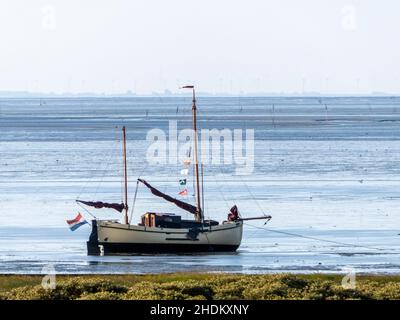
[82,86,271,255]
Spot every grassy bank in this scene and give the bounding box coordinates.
[1,273,400,300]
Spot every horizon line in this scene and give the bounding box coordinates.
[0,90,399,98]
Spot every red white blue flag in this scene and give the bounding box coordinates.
[66,213,88,231]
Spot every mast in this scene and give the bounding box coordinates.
[191,87,202,222]
[182,86,202,221]
[122,126,129,224]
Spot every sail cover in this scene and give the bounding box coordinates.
[76,200,125,213]
[138,179,198,215]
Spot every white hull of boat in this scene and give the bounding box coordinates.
[87,220,243,255]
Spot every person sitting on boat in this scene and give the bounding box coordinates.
[228,205,239,221]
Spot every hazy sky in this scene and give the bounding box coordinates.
[0,0,399,94]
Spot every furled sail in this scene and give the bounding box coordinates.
[138,179,199,215]
[76,200,125,213]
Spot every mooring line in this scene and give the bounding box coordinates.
[244,222,387,251]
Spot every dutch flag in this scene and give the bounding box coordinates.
[66,213,88,231]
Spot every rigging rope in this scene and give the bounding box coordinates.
[94,146,115,199]
[238,175,270,217]
[126,148,150,219]
[129,180,140,224]
[210,167,230,210]
[76,130,120,202]
[76,201,97,220]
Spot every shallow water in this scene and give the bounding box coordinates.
[0,96,400,274]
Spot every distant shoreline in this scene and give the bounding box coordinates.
[1,93,399,98]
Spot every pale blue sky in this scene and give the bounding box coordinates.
[0,0,399,94]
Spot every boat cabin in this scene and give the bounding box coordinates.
[140,212,181,228]
[140,212,219,229]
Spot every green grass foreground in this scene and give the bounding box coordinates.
[1,273,400,300]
